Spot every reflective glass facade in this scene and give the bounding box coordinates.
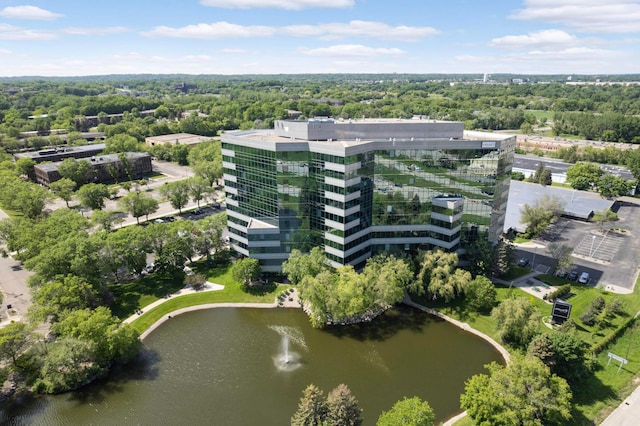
[222,120,515,271]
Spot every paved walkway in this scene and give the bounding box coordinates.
[600,383,640,426]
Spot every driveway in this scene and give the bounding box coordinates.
[0,251,34,326]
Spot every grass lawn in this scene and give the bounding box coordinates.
[123,262,292,335]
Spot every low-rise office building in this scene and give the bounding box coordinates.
[222,118,515,272]
[34,152,152,186]
[145,133,213,147]
[13,143,106,163]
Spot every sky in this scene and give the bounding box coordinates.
[0,0,639,77]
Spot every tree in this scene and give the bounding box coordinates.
[464,238,494,277]
[57,158,90,187]
[188,176,211,207]
[377,397,435,426]
[466,276,497,313]
[520,203,553,238]
[32,274,101,321]
[546,243,574,275]
[492,297,542,348]
[282,247,330,285]
[291,384,328,426]
[104,133,139,154]
[49,177,77,207]
[118,191,159,224]
[597,174,633,197]
[492,238,516,277]
[170,144,190,165]
[231,257,261,286]
[160,180,191,213]
[77,183,110,210]
[326,384,362,426]
[34,337,105,394]
[461,356,572,426]
[539,168,552,186]
[193,213,226,264]
[15,157,36,178]
[528,331,591,384]
[193,160,223,187]
[90,209,123,231]
[592,208,618,233]
[566,162,604,189]
[0,322,31,366]
[184,273,207,291]
[414,250,471,302]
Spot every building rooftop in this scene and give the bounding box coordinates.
[145,133,214,145]
[34,152,150,171]
[504,180,616,233]
[14,143,106,159]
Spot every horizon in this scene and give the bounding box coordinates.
[1,1,639,77]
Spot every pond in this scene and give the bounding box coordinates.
[1,306,504,425]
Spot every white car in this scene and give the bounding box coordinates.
[578,272,590,284]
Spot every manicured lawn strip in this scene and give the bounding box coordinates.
[500,266,531,281]
[109,271,186,319]
[127,262,292,334]
[128,284,285,335]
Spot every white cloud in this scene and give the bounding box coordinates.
[142,22,275,39]
[299,44,405,57]
[0,5,63,20]
[200,0,353,10]
[491,29,577,49]
[219,48,250,54]
[523,46,622,61]
[511,0,640,33]
[63,27,128,36]
[0,23,57,40]
[281,20,439,42]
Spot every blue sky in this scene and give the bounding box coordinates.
[0,0,639,77]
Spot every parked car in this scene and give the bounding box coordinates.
[154,218,164,224]
[568,270,579,281]
[556,270,568,278]
[191,209,205,216]
[145,264,155,273]
[517,258,529,267]
[578,272,590,284]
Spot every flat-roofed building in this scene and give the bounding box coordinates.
[145,133,214,147]
[222,118,516,272]
[13,143,106,163]
[34,152,152,186]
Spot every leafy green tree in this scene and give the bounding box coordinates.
[464,238,494,277]
[546,243,574,275]
[160,180,191,213]
[520,203,553,238]
[57,158,90,187]
[188,176,211,207]
[566,162,604,189]
[0,322,31,366]
[15,157,36,178]
[12,182,50,219]
[592,208,618,232]
[193,160,223,187]
[34,337,105,394]
[118,190,159,224]
[52,307,141,365]
[32,274,101,321]
[291,384,328,426]
[466,276,497,313]
[493,238,516,277]
[461,356,572,426]
[90,209,123,232]
[193,213,226,264]
[377,397,435,426]
[414,250,471,302]
[282,247,330,285]
[97,227,149,281]
[170,144,190,165]
[326,384,362,426]
[77,183,110,210]
[597,174,633,197]
[539,168,552,186]
[104,133,139,154]
[49,177,77,207]
[528,331,591,384]
[492,297,542,348]
[231,257,261,286]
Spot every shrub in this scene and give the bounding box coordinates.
[548,284,571,302]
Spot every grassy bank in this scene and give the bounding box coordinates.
[121,263,291,334]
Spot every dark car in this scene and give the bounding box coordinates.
[568,270,579,281]
[191,209,205,216]
[517,258,529,267]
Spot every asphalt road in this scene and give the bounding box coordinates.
[513,154,634,180]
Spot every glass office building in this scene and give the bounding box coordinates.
[222,118,515,271]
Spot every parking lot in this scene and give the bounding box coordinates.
[515,201,640,294]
